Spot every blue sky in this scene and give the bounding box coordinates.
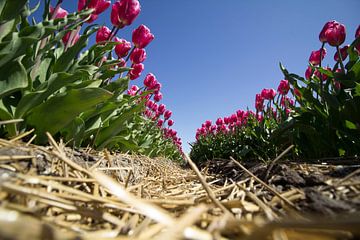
[33,0,359,153]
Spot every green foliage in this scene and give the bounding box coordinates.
[0,1,183,162]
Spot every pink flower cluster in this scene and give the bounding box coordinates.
[128,73,182,152]
[196,79,297,141]
[305,21,360,89]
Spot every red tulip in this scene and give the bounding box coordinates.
[132,25,155,48]
[153,92,163,102]
[261,88,276,100]
[158,104,166,115]
[164,110,172,120]
[309,48,326,65]
[157,119,164,127]
[111,0,141,28]
[114,37,132,58]
[50,6,68,19]
[130,48,147,63]
[128,63,144,80]
[255,94,264,111]
[78,0,111,23]
[334,45,349,62]
[277,80,290,95]
[355,25,360,53]
[144,73,157,89]
[127,85,139,96]
[96,26,111,43]
[168,119,174,126]
[319,20,346,46]
[215,118,223,126]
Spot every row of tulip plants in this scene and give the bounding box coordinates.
[0,0,183,161]
[190,21,360,164]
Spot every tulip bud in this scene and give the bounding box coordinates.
[158,104,166,114]
[78,0,110,23]
[153,92,163,102]
[277,80,290,95]
[128,63,144,80]
[132,25,155,48]
[215,118,223,126]
[308,48,326,65]
[62,31,80,46]
[334,45,349,62]
[50,6,68,19]
[261,88,276,100]
[130,48,147,63]
[168,119,174,126]
[164,110,172,120]
[96,26,111,43]
[114,38,132,58]
[319,20,346,46]
[157,119,164,127]
[144,73,157,89]
[294,88,302,99]
[111,0,141,28]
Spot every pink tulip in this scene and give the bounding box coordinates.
[355,25,360,53]
[132,25,155,49]
[96,26,111,43]
[158,104,166,114]
[257,114,264,123]
[309,48,326,65]
[127,85,139,96]
[230,114,237,123]
[164,110,172,120]
[130,48,147,63]
[146,100,154,109]
[255,94,264,111]
[50,6,68,19]
[334,45,349,62]
[114,38,132,58]
[215,118,223,126]
[78,0,110,23]
[111,0,140,28]
[153,92,163,102]
[144,73,157,88]
[319,20,346,46]
[151,103,158,112]
[128,63,144,80]
[205,120,212,128]
[157,119,164,127]
[261,88,276,100]
[118,58,126,67]
[277,80,290,95]
[168,119,174,126]
[305,66,312,80]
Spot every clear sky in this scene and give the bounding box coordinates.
[32,0,359,153]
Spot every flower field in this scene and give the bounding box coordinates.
[0,1,360,240]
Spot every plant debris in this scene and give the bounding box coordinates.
[0,136,360,240]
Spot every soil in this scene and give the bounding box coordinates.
[0,137,360,240]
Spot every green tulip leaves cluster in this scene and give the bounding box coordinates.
[0,1,183,161]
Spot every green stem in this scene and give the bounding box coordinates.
[318,42,325,101]
[336,46,346,73]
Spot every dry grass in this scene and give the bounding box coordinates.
[0,133,359,239]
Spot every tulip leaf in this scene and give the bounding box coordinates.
[26,88,113,143]
[15,72,83,118]
[0,0,28,23]
[0,59,27,98]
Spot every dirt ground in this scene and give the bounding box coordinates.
[0,136,359,240]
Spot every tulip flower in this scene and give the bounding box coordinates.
[261,88,276,100]
[118,58,126,67]
[127,85,139,96]
[114,38,132,58]
[128,63,144,80]
[319,20,346,46]
[144,73,157,88]
[205,120,212,128]
[277,80,290,95]
[355,25,360,53]
[308,48,326,65]
[168,119,174,126]
[153,92,163,102]
[78,0,111,23]
[255,94,264,111]
[164,110,172,120]
[111,0,141,28]
[294,88,302,98]
[132,25,155,48]
[96,26,111,43]
[215,118,223,126]
[146,100,154,109]
[158,104,166,114]
[130,48,147,64]
[50,6,68,19]
[334,45,349,62]
[157,119,164,127]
